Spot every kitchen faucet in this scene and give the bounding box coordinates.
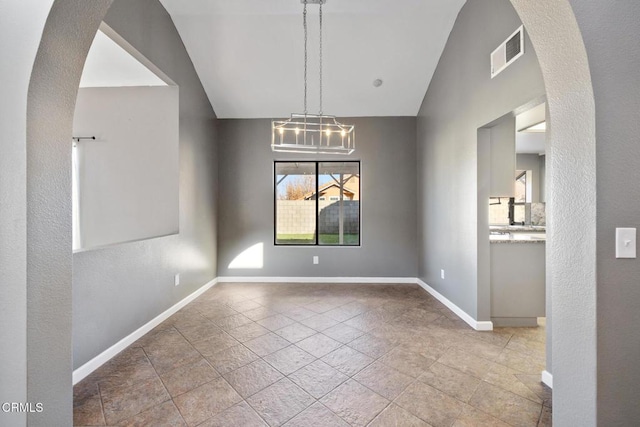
[508,197,525,226]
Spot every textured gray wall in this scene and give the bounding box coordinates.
[566,1,640,425]
[416,0,545,319]
[0,0,56,424]
[509,0,598,423]
[73,86,179,249]
[217,117,417,278]
[27,1,113,424]
[72,0,218,369]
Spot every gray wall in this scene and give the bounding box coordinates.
[71,0,218,369]
[509,0,597,423]
[489,116,516,197]
[217,117,417,278]
[476,128,492,323]
[73,86,179,249]
[0,0,56,424]
[567,1,640,425]
[417,0,545,319]
[27,1,113,424]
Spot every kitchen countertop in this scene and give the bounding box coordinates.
[489,225,546,232]
[489,225,546,244]
[490,233,546,243]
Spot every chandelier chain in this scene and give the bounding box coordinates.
[303,1,308,114]
[319,1,323,115]
[271,0,355,155]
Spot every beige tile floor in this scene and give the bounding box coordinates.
[74,283,551,426]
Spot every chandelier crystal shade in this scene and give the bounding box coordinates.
[271,0,355,155]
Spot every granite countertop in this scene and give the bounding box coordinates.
[489,225,546,232]
[489,225,546,244]
[490,233,546,244]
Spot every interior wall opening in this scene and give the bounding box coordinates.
[72,23,179,252]
[22,0,597,424]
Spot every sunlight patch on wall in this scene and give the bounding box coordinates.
[228,243,264,269]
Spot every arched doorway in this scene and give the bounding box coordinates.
[25,0,596,425]
[508,2,597,425]
[26,2,114,424]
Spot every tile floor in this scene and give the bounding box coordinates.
[74,283,552,426]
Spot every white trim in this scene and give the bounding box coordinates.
[216,276,416,284]
[416,279,494,331]
[542,370,553,389]
[72,278,218,385]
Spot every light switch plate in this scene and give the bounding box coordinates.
[615,228,636,259]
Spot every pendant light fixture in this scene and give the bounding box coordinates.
[271,0,355,155]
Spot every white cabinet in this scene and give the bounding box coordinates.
[490,241,545,326]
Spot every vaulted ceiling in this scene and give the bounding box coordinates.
[81,30,167,88]
[159,0,466,118]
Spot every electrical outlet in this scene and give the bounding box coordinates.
[313,256,319,265]
[174,273,180,286]
[441,269,445,280]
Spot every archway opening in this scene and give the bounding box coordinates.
[26,1,596,425]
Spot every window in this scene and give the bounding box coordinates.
[512,170,532,224]
[72,143,81,251]
[515,170,527,203]
[275,161,360,246]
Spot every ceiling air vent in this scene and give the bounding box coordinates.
[491,25,524,79]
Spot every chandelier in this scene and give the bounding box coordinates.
[272,0,355,155]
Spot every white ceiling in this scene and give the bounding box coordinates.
[80,30,167,88]
[159,0,466,118]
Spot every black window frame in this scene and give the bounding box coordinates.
[274,160,361,247]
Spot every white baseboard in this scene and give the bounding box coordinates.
[416,279,493,331]
[72,278,218,385]
[542,370,553,388]
[216,276,417,284]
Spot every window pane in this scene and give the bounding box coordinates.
[275,162,316,245]
[318,162,360,245]
[72,144,81,251]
